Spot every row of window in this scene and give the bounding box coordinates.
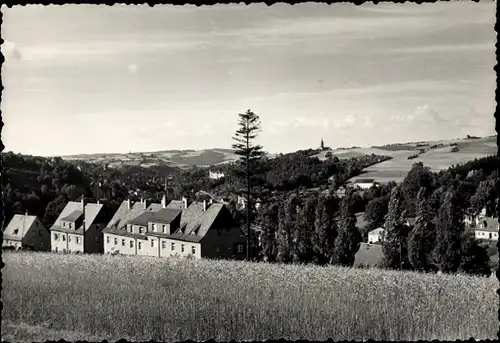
[477,231,497,238]
[106,236,198,254]
[62,222,73,229]
[53,233,81,244]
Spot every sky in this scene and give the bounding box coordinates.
[1,2,496,156]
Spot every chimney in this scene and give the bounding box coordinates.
[97,200,100,205]
[203,200,207,212]
[182,196,188,209]
[25,210,28,217]
[208,198,213,205]
[143,199,148,210]
[127,199,131,210]
[161,194,167,209]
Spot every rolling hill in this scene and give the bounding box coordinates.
[313,136,496,184]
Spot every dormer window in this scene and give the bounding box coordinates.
[139,227,145,234]
[152,224,156,232]
[69,223,72,229]
[63,222,66,227]
[163,225,167,234]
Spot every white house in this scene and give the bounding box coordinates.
[464,207,488,228]
[353,178,377,190]
[208,171,225,180]
[474,217,499,241]
[368,227,386,244]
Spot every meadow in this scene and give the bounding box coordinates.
[2,251,498,342]
[344,137,497,183]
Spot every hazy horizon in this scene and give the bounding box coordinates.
[2,3,496,156]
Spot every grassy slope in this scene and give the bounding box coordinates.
[321,137,496,184]
[3,252,497,341]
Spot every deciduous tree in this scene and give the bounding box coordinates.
[333,190,362,266]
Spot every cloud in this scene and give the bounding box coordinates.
[2,40,22,61]
[392,104,446,124]
[332,114,357,129]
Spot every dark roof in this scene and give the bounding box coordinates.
[354,179,375,183]
[50,201,104,233]
[354,243,384,268]
[60,211,83,222]
[128,208,182,226]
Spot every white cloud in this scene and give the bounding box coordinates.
[332,114,357,129]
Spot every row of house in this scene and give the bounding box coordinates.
[2,195,248,260]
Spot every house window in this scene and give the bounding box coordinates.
[68,236,72,243]
[138,242,142,250]
[171,242,175,251]
[106,237,110,244]
[62,235,66,242]
[181,244,185,252]
[237,243,244,253]
[69,223,72,229]
[151,239,155,247]
[162,241,166,249]
[152,224,156,232]
[217,228,222,236]
[54,233,59,241]
[114,238,118,245]
[130,240,134,248]
[129,226,133,233]
[139,227,145,234]
[13,229,19,235]
[76,237,81,244]
[225,228,230,235]
[122,239,125,247]
[55,247,59,252]
[163,225,167,233]
[63,222,66,227]
[216,246,221,253]
[63,249,66,253]
[191,246,196,255]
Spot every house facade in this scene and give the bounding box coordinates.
[2,213,50,251]
[368,228,386,244]
[50,199,109,254]
[352,178,377,190]
[474,217,499,241]
[209,170,225,180]
[103,196,246,260]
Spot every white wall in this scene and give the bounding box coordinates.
[475,230,498,241]
[104,233,137,255]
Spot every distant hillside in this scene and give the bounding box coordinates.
[312,136,496,184]
[60,148,243,170]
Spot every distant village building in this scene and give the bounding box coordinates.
[474,217,499,242]
[50,199,110,254]
[237,195,262,211]
[2,213,50,251]
[352,178,377,190]
[102,195,246,259]
[209,170,225,180]
[368,228,386,244]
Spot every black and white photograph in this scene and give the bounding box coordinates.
[1,2,498,342]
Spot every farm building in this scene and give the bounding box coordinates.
[474,217,499,242]
[50,199,110,254]
[208,170,225,180]
[103,195,246,259]
[2,213,50,251]
[354,243,384,268]
[368,228,386,244]
[352,178,377,190]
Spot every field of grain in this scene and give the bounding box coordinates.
[3,252,497,342]
[348,137,497,183]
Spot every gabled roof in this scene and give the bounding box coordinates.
[106,201,145,230]
[476,217,499,233]
[50,202,104,234]
[166,200,184,210]
[128,208,182,226]
[60,211,83,222]
[3,214,39,241]
[354,179,375,184]
[354,243,383,268]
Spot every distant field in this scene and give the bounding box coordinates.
[346,137,496,183]
[3,252,496,342]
